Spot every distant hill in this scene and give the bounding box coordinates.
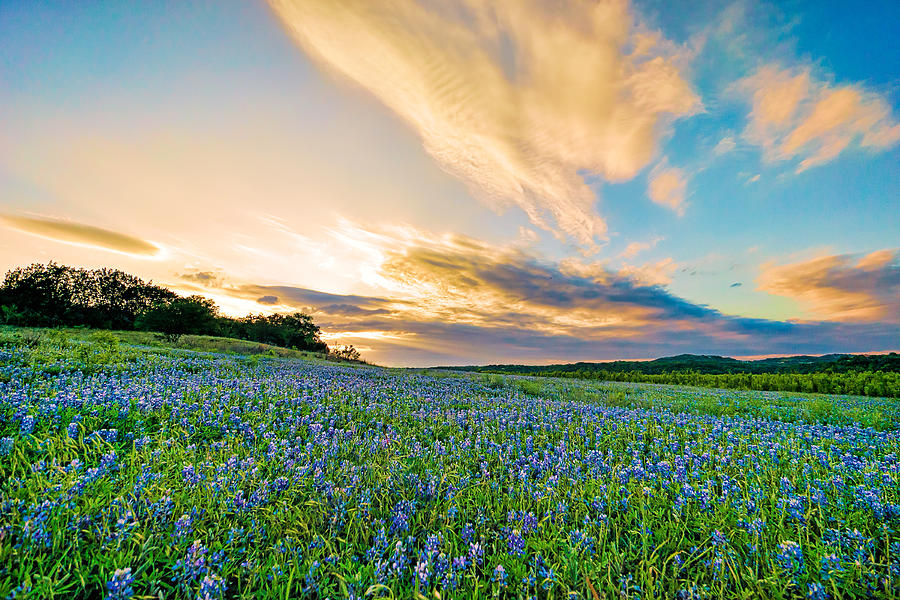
[436,352,900,375]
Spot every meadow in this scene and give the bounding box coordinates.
[1,332,898,599]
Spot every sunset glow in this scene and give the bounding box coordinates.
[2,0,897,365]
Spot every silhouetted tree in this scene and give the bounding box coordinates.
[136,296,219,342]
[331,345,361,361]
[236,313,327,352]
[0,262,336,356]
[0,262,175,328]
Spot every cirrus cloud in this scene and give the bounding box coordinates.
[268,0,701,247]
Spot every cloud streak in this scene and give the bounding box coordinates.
[736,65,900,171]
[757,249,900,322]
[269,0,700,246]
[0,214,160,257]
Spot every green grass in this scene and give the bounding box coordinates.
[1,331,899,599]
[0,325,341,362]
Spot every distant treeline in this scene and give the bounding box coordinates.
[442,353,900,398]
[0,263,346,356]
[539,369,897,398]
[452,353,900,376]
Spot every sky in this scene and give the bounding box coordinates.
[1,0,898,367]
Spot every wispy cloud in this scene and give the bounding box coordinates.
[616,257,678,286]
[269,0,700,247]
[0,214,161,257]
[619,237,661,259]
[713,136,736,156]
[736,65,900,171]
[647,162,687,215]
[757,249,900,322]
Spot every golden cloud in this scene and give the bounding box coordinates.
[737,65,900,171]
[619,237,661,259]
[757,249,900,322]
[647,163,687,215]
[177,222,899,365]
[616,257,677,286]
[0,214,160,257]
[268,0,700,247]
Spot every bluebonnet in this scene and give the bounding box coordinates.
[106,568,134,600]
[492,564,508,588]
[19,415,36,435]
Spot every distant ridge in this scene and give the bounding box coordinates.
[436,352,900,375]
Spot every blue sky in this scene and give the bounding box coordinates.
[1,0,898,366]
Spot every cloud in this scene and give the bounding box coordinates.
[617,257,677,286]
[269,0,700,247]
[757,249,900,322]
[172,223,899,365]
[179,270,226,287]
[318,303,392,317]
[736,65,900,171]
[0,214,160,257]
[199,278,400,318]
[619,237,661,259]
[325,233,898,363]
[647,163,687,215]
[713,136,736,155]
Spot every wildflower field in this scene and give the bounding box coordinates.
[1,333,898,599]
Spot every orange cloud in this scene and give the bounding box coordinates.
[146,222,899,365]
[619,237,661,259]
[757,249,900,322]
[648,163,687,215]
[737,65,900,171]
[617,257,677,286]
[269,0,700,247]
[0,214,161,257]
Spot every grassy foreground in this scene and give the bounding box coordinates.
[0,325,336,364]
[1,334,899,599]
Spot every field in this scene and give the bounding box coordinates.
[1,333,899,599]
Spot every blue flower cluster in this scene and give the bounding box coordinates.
[0,342,898,597]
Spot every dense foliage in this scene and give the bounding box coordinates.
[0,262,176,330]
[444,355,900,398]
[1,337,899,599]
[503,369,900,398]
[0,263,327,353]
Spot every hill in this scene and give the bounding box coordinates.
[437,352,900,375]
[435,353,900,397]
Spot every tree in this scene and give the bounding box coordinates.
[136,296,219,342]
[237,312,327,352]
[0,262,176,328]
[1,262,332,355]
[332,345,361,361]
[0,262,74,326]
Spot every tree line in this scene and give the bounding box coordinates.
[0,262,360,359]
[453,352,900,376]
[474,368,899,398]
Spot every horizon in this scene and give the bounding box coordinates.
[433,348,900,368]
[2,1,899,367]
